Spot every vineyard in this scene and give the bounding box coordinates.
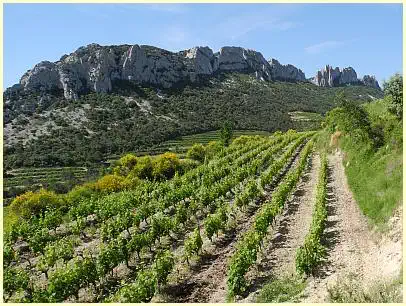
[2,125,402,303]
[3,129,272,203]
[3,4,402,302]
[3,130,324,303]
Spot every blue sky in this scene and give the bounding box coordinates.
[4,3,403,88]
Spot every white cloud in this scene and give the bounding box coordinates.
[304,40,345,54]
[273,21,299,31]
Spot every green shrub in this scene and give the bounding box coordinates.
[186,143,206,162]
[231,135,251,146]
[383,73,403,119]
[94,174,128,193]
[178,159,200,174]
[205,141,223,159]
[9,189,63,219]
[113,153,138,176]
[128,156,153,180]
[152,153,180,180]
[65,183,97,205]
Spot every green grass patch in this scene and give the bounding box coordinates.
[321,97,402,226]
[158,129,273,149]
[256,275,306,303]
[327,272,403,303]
[3,206,19,233]
[341,138,402,225]
[289,111,324,122]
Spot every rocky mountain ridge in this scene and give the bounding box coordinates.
[5,43,381,101]
[310,64,381,89]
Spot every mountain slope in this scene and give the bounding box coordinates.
[4,72,382,168]
[3,43,383,168]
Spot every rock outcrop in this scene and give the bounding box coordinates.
[339,67,358,84]
[216,47,272,81]
[10,44,382,100]
[362,75,381,90]
[312,65,380,90]
[312,65,353,87]
[269,58,306,82]
[14,44,305,100]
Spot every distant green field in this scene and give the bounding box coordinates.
[107,129,273,160]
[5,130,273,201]
[3,166,96,203]
[289,111,323,130]
[289,111,324,122]
[157,129,273,149]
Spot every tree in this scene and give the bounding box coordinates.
[113,153,138,176]
[205,141,223,159]
[152,153,180,180]
[220,121,233,146]
[9,189,63,219]
[186,143,206,162]
[383,73,403,119]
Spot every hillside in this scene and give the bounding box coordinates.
[3,73,402,303]
[3,122,401,303]
[4,71,382,169]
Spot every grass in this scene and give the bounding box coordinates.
[341,138,402,225]
[289,111,324,122]
[327,272,403,303]
[158,129,273,149]
[3,206,19,233]
[106,130,273,160]
[317,98,402,226]
[256,275,306,303]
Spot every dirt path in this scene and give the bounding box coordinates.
[301,150,403,302]
[239,153,321,302]
[161,144,307,303]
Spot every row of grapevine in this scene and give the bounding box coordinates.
[4,136,271,250]
[101,135,305,302]
[104,248,177,302]
[202,133,310,241]
[200,136,306,246]
[3,135,292,302]
[226,139,314,298]
[295,153,328,275]
[7,136,275,268]
[47,139,288,301]
[234,134,310,211]
[87,136,283,244]
[109,134,310,302]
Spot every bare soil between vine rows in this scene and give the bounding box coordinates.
[159,144,310,303]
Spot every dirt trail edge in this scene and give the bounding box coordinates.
[301,150,403,303]
[238,153,322,303]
